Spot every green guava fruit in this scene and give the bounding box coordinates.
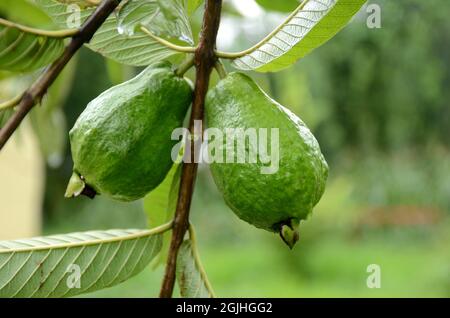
[205,72,328,248]
[65,62,193,202]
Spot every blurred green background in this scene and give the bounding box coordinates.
[1,0,449,297]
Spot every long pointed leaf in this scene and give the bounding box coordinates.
[0,225,169,297]
[35,0,181,66]
[176,240,215,298]
[144,163,182,229]
[232,0,366,72]
[0,19,66,72]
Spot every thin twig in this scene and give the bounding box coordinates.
[0,0,122,150]
[159,0,223,298]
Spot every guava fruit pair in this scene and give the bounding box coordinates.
[66,63,328,247]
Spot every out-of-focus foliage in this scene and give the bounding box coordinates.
[222,0,449,157]
[177,239,215,298]
[30,59,77,168]
[291,0,450,157]
[117,0,193,44]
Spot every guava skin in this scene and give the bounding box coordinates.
[68,62,192,202]
[206,72,328,236]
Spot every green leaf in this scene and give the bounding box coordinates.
[0,225,169,298]
[29,58,76,167]
[0,19,67,72]
[157,0,193,44]
[232,0,366,72]
[186,0,203,15]
[176,239,215,298]
[0,0,54,27]
[30,107,67,167]
[52,0,100,8]
[0,71,14,81]
[144,138,184,269]
[144,162,181,269]
[0,68,32,123]
[35,0,180,66]
[255,0,301,13]
[117,0,193,45]
[0,108,14,128]
[64,172,86,197]
[144,163,182,229]
[105,58,135,85]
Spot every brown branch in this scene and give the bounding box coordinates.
[159,0,223,298]
[0,0,121,150]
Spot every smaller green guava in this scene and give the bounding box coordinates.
[66,62,193,202]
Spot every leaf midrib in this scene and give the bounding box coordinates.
[0,222,172,254]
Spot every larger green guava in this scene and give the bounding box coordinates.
[66,62,192,202]
[206,72,328,247]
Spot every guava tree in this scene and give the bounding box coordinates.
[0,0,365,298]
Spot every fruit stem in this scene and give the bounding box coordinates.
[214,60,227,79]
[175,56,195,77]
[159,0,223,298]
[279,219,300,249]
